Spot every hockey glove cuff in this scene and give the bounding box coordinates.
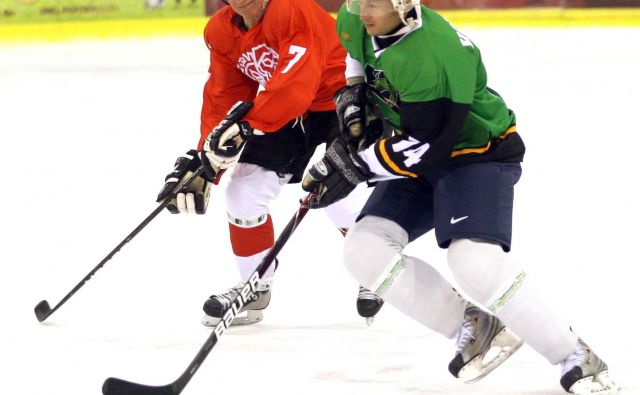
[302,139,372,209]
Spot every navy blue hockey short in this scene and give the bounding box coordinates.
[239,110,339,183]
[358,162,522,252]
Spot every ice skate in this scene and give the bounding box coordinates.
[560,338,620,395]
[448,304,523,383]
[201,280,271,327]
[357,286,384,326]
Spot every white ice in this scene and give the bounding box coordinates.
[1,27,638,395]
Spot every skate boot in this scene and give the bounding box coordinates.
[448,304,523,383]
[357,286,384,326]
[560,338,620,394]
[201,279,272,327]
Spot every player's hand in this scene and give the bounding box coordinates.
[334,83,367,142]
[334,84,383,149]
[302,139,372,209]
[200,101,261,180]
[157,149,213,214]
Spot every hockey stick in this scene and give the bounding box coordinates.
[102,194,312,395]
[34,167,207,322]
[35,101,255,323]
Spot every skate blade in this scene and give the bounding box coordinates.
[201,310,264,328]
[459,327,524,384]
[570,371,621,395]
[365,315,375,327]
[230,310,264,326]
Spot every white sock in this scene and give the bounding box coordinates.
[448,239,577,364]
[345,216,466,338]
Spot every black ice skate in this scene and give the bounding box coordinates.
[448,304,523,383]
[357,286,384,326]
[560,338,620,395]
[201,280,271,327]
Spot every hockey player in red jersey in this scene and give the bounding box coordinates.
[156,0,384,326]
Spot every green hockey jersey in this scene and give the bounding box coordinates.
[337,5,525,178]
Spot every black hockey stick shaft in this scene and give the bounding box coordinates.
[35,102,255,323]
[34,167,206,323]
[102,195,312,395]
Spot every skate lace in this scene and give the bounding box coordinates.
[561,342,587,375]
[214,283,256,308]
[358,286,381,301]
[455,319,475,353]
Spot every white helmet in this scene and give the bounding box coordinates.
[393,0,420,26]
[346,0,420,26]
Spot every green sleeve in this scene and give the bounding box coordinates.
[336,5,365,63]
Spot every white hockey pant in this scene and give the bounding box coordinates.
[226,163,370,281]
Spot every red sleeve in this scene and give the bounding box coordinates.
[244,0,332,132]
[199,14,258,150]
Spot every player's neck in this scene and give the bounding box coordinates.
[240,0,268,30]
[243,16,259,28]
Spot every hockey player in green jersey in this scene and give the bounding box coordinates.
[301,0,621,394]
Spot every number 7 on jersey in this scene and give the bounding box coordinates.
[281,45,307,74]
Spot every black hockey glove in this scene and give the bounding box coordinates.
[157,149,213,214]
[334,84,383,150]
[200,101,260,180]
[302,139,372,209]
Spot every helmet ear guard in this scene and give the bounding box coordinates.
[391,0,420,26]
[345,0,420,27]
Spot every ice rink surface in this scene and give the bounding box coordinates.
[1,26,639,394]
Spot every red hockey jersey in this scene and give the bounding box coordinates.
[198,0,347,149]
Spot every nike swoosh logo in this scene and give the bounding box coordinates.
[450,216,469,224]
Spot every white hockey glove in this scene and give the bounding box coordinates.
[200,101,262,180]
[302,139,372,209]
[157,149,213,215]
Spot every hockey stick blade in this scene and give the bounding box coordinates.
[102,194,311,395]
[32,171,201,323]
[103,378,175,395]
[34,300,52,322]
